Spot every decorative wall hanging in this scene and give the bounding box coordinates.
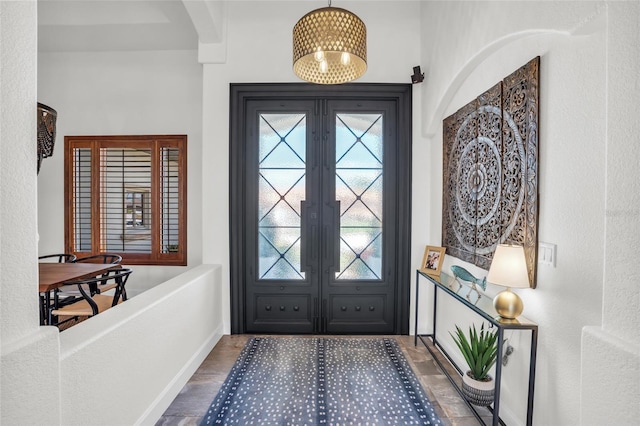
[442,57,539,287]
[37,102,58,174]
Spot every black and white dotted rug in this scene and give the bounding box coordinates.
[200,337,443,425]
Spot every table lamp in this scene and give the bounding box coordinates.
[487,244,530,319]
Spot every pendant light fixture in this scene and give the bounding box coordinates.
[293,0,367,85]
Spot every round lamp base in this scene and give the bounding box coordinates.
[493,289,523,319]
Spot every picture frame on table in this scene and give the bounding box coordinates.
[421,245,446,276]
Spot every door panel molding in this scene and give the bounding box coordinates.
[230,83,412,334]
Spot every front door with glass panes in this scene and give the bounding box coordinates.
[232,85,411,334]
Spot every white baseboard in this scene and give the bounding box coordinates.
[135,324,224,425]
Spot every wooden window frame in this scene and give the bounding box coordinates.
[64,135,187,266]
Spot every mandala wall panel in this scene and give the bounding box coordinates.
[443,101,478,265]
[442,57,539,287]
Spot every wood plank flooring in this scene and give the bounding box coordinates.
[155,335,490,425]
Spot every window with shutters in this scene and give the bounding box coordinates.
[64,135,187,265]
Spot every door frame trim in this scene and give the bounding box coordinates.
[230,83,413,334]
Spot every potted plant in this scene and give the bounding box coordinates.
[450,323,498,406]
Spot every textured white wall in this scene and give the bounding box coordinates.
[0,1,62,424]
[600,0,640,352]
[36,49,204,294]
[415,1,639,425]
[1,0,39,345]
[581,2,640,425]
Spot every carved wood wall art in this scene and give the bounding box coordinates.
[442,57,539,287]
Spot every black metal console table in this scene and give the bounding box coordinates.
[414,270,538,426]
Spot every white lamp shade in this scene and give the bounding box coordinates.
[487,244,530,289]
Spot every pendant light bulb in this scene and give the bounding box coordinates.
[319,60,328,74]
[341,52,351,66]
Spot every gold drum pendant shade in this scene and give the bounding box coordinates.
[293,6,367,84]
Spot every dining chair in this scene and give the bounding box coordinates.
[38,253,77,324]
[73,253,122,264]
[38,253,77,263]
[51,268,132,326]
[56,253,123,309]
[71,253,123,292]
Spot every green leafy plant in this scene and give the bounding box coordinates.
[450,323,498,381]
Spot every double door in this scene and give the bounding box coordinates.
[231,84,412,334]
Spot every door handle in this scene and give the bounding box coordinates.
[322,298,328,333]
[311,225,317,265]
[301,200,307,273]
[301,200,318,274]
[324,201,341,272]
[313,297,319,332]
[334,200,340,272]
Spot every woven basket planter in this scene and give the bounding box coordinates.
[462,371,494,407]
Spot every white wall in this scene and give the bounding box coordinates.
[581,2,640,425]
[416,1,639,425]
[201,0,423,333]
[37,49,204,294]
[1,1,62,424]
[59,264,223,425]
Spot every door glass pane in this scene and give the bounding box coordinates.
[258,113,306,280]
[336,113,383,280]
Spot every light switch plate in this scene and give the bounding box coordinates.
[539,242,556,267]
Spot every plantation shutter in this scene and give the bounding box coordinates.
[101,147,153,253]
[160,147,180,253]
[72,146,93,252]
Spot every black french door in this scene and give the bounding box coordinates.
[230,84,412,334]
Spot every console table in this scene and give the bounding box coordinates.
[414,269,538,426]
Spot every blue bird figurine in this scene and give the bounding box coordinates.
[450,265,487,304]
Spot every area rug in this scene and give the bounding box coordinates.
[200,337,443,425]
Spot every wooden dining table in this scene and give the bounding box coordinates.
[39,262,120,325]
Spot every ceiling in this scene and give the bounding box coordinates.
[38,0,200,52]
